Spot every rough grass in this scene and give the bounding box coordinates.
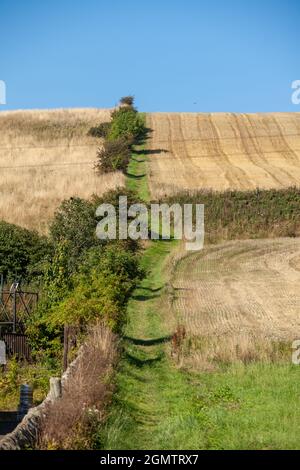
[98,238,300,450]
[38,323,118,450]
[0,108,124,233]
[0,358,59,411]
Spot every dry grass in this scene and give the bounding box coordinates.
[38,323,118,450]
[147,112,300,198]
[181,333,290,371]
[0,108,125,233]
[169,238,300,369]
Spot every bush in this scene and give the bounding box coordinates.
[25,241,71,358]
[26,242,143,355]
[0,221,52,281]
[88,122,111,138]
[80,244,144,284]
[95,137,131,173]
[119,95,135,107]
[50,197,102,267]
[92,188,142,252]
[108,107,145,143]
[48,245,142,332]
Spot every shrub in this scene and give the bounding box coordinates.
[48,271,126,331]
[88,122,111,138]
[48,245,141,332]
[119,95,135,107]
[80,244,144,284]
[0,221,52,281]
[95,137,131,173]
[108,107,145,143]
[26,243,143,355]
[26,241,75,358]
[92,188,142,252]
[50,197,102,267]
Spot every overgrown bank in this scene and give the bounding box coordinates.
[0,97,148,449]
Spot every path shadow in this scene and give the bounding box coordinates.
[124,335,172,346]
[125,352,164,368]
[134,127,153,146]
[135,149,169,156]
[131,293,161,301]
[126,172,147,179]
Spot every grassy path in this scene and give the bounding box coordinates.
[100,134,201,449]
[100,240,203,449]
[99,120,300,450]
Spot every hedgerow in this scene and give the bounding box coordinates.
[0,221,52,282]
[91,96,147,174]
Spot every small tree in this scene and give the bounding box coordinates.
[88,121,111,138]
[119,95,135,107]
[50,197,101,267]
[95,137,131,173]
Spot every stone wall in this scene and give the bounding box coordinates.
[0,347,83,450]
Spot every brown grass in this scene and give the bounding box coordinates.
[38,323,118,450]
[181,333,290,372]
[0,108,125,233]
[169,238,300,369]
[147,112,300,198]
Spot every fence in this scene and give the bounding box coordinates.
[0,279,38,360]
[2,333,31,361]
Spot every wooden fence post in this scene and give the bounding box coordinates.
[63,325,69,371]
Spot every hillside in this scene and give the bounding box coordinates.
[147,112,300,197]
[0,109,124,233]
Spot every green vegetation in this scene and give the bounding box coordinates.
[2,97,300,450]
[88,121,111,138]
[98,236,300,450]
[49,197,100,266]
[166,187,300,242]
[97,130,300,450]
[126,147,150,201]
[92,97,147,174]
[96,137,132,173]
[107,106,145,143]
[0,357,59,411]
[0,221,52,282]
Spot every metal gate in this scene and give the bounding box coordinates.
[0,280,38,360]
[2,333,31,361]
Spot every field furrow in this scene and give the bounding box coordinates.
[147,113,300,197]
[172,238,300,341]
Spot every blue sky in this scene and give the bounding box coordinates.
[0,0,299,112]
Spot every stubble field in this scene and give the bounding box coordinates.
[147,112,300,198]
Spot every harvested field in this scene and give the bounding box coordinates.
[171,238,300,346]
[147,113,300,198]
[0,108,125,233]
